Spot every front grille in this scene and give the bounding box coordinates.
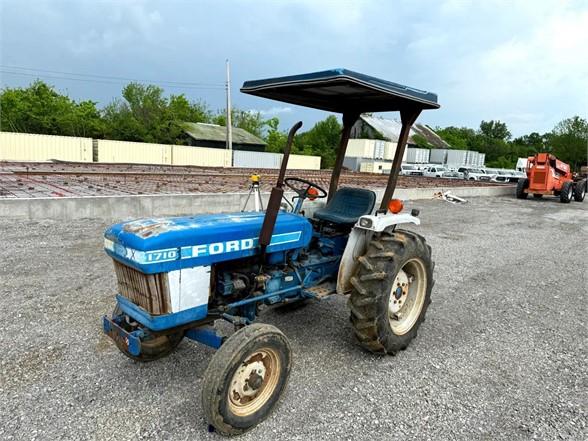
[533,171,547,185]
[113,260,171,315]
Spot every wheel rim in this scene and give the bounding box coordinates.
[388,258,427,335]
[568,187,573,199]
[228,348,281,416]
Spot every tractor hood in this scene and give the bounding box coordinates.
[104,211,312,274]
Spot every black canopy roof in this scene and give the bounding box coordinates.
[241,68,439,114]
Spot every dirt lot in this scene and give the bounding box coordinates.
[0,195,586,440]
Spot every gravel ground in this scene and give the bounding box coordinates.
[0,195,586,440]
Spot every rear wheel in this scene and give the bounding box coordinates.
[348,230,433,355]
[560,181,573,203]
[574,180,586,202]
[516,178,529,199]
[201,324,291,436]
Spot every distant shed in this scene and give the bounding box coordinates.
[182,122,266,152]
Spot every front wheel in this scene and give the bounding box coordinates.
[111,305,184,362]
[516,178,529,199]
[560,181,573,203]
[574,180,586,202]
[201,324,292,436]
[348,230,434,355]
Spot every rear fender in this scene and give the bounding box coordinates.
[336,213,420,294]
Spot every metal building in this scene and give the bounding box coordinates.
[405,148,430,164]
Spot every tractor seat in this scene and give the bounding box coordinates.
[313,187,376,225]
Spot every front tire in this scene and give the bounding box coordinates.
[348,230,434,355]
[201,324,291,436]
[112,305,184,362]
[516,178,529,199]
[560,181,573,203]
[574,180,586,202]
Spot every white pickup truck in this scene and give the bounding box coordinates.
[422,166,447,177]
[488,169,526,183]
[421,166,463,179]
[399,164,424,176]
[486,168,510,183]
[458,167,493,181]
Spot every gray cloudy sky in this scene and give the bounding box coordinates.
[1,0,587,136]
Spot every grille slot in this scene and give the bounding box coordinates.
[113,261,171,315]
[532,171,547,185]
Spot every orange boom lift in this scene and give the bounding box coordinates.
[516,153,586,203]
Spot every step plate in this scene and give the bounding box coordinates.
[305,281,337,299]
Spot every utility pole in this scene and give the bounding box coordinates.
[225,59,233,167]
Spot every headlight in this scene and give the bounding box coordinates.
[359,217,373,228]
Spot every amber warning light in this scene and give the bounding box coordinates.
[307,187,319,201]
[387,199,404,214]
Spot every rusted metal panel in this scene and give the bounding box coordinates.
[0,161,499,199]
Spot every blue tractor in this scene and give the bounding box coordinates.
[102,69,440,435]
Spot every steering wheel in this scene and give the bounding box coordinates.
[284,177,328,201]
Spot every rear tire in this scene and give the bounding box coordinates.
[516,178,529,199]
[574,180,586,202]
[201,324,291,436]
[348,230,434,355]
[560,181,573,203]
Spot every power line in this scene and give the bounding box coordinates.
[0,66,226,90]
[0,64,225,87]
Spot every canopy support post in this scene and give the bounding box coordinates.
[328,112,359,201]
[379,108,421,210]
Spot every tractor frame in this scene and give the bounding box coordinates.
[102,68,440,435]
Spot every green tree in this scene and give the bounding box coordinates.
[295,115,341,168]
[411,133,433,149]
[479,120,511,140]
[435,126,476,150]
[103,82,211,144]
[214,109,266,138]
[264,117,288,153]
[0,80,104,137]
[487,156,513,169]
[550,116,588,170]
[512,132,546,150]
